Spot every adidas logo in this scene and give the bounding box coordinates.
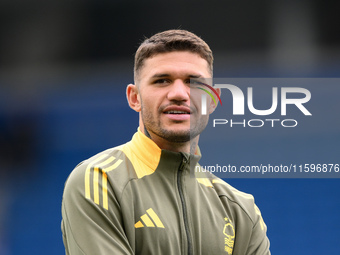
[135,208,165,229]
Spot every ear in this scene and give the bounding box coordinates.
[208,88,221,114]
[126,84,141,112]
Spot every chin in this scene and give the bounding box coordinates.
[159,129,192,143]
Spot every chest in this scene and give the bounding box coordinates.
[120,176,235,255]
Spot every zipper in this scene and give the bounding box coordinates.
[177,154,193,255]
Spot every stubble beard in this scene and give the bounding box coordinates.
[141,105,209,144]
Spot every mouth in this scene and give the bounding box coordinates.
[163,105,191,114]
[162,105,191,121]
[164,110,191,115]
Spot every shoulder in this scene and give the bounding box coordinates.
[211,176,261,226]
[63,144,136,202]
[65,145,125,182]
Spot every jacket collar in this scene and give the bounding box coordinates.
[129,127,201,169]
[127,128,211,187]
[129,128,162,172]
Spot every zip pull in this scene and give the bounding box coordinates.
[179,153,189,171]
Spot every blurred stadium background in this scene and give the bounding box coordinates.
[0,0,339,254]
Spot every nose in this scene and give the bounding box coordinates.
[167,80,190,102]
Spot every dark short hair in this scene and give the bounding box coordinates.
[134,29,213,82]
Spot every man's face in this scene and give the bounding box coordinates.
[135,51,213,144]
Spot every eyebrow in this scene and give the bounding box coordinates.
[150,73,203,79]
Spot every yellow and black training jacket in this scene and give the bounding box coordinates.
[61,128,270,255]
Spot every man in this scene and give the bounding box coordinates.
[61,29,270,255]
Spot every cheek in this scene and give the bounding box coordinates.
[140,88,167,113]
[140,96,157,114]
[191,93,216,116]
[190,90,204,106]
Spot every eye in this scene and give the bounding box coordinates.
[153,79,171,85]
[190,79,204,87]
[183,79,190,84]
